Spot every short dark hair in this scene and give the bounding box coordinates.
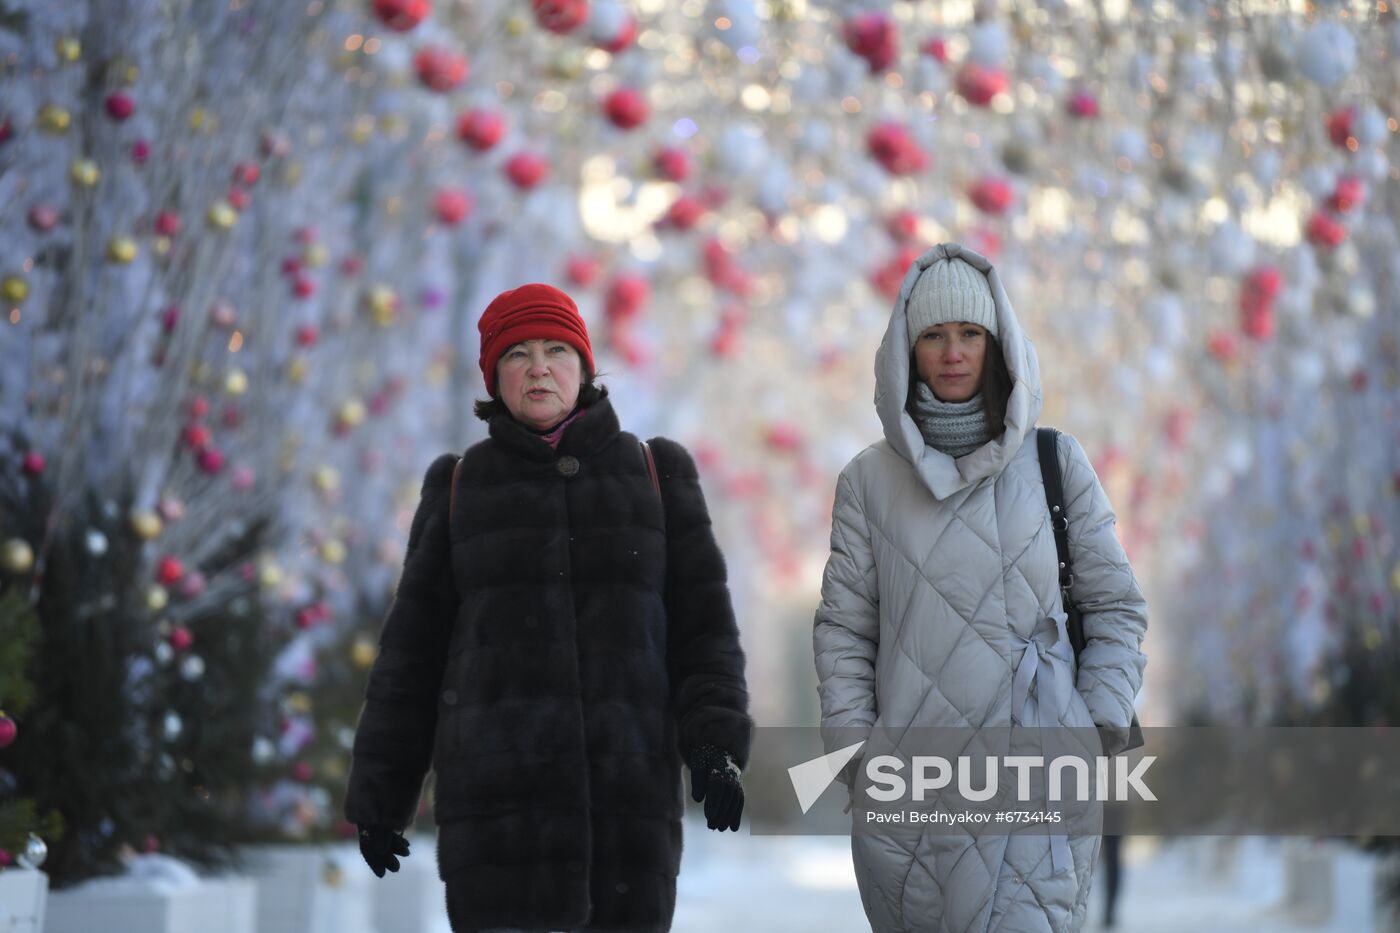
[906,334,1012,438]
[474,374,604,422]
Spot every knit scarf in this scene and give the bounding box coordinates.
[911,382,991,458]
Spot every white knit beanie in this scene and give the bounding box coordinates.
[905,256,999,346]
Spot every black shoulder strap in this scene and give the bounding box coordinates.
[1036,427,1078,633]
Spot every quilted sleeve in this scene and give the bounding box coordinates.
[649,437,754,770]
[813,467,880,784]
[344,452,459,830]
[1058,433,1148,732]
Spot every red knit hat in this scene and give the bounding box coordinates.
[477,283,595,396]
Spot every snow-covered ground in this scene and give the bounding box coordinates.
[673,824,1395,932]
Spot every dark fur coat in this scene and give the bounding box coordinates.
[344,391,753,932]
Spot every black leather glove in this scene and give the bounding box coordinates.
[357,825,410,878]
[686,743,745,832]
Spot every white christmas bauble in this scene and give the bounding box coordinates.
[163,711,183,742]
[16,833,47,870]
[1223,436,1253,476]
[967,22,1010,67]
[1209,221,1257,275]
[708,0,760,50]
[1299,164,1338,199]
[1113,129,1149,164]
[85,528,109,556]
[1290,350,1326,388]
[911,58,947,97]
[587,0,628,46]
[252,735,276,764]
[1252,149,1282,190]
[716,123,767,177]
[1296,22,1358,86]
[1353,148,1389,181]
[1354,105,1389,146]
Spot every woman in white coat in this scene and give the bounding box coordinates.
[813,243,1148,933]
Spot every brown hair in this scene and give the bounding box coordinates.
[906,334,1012,438]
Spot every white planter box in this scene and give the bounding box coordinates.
[241,843,380,933]
[43,857,254,933]
[0,868,48,933]
[373,834,451,933]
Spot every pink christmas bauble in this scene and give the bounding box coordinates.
[105,92,136,121]
[843,12,898,73]
[968,176,1015,215]
[565,255,600,287]
[955,63,1009,107]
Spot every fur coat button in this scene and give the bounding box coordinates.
[556,455,580,476]
[441,689,458,706]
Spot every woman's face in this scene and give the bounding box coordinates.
[913,322,988,403]
[496,339,583,430]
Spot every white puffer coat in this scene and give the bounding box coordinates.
[813,243,1148,933]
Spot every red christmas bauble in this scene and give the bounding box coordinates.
[1066,89,1099,119]
[434,188,474,225]
[105,92,136,121]
[292,276,316,299]
[504,151,549,190]
[968,176,1014,215]
[130,140,151,163]
[168,626,194,652]
[21,452,45,475]
[955,64,1009,107]
[232,162,260,187]
[296,325,318,347]
[28,204,59,233]
[154,211,182,237]
[921,36,950,63]
[652,146,691,182]
[565,255,601,287]
[605,274,649,322]
[198,447,225,474]
[660,195,704,230]
[372,0,430,31]
[227,186,251,211]
[0,715,15,749]
[885,209,920,242]
[456,108,505,151]
[1325,107,1355,149]
[843,12,898,73]
[533,0,588,34]
[413,46,468,92]
[1239,266,1280,341]
[603,88,649,130]
[183,423,211,450]
[1327,176,1365,214]
[867,121,928,176]
[157,556,185,585]
[1206,328,1238,362]
[1305,211,1346,249]
[871,246,921,301]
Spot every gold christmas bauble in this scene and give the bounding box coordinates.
[504,14,529,36]
[147,585,169,611]
[337,399,366,428]
[285,691,312,714]
[319,538,346,565]
[287,355,308,385]
[129,509,163,540]
[322,862,344,888]
[312,466,340,493]
[0,539,35,575]
[302,243,329,269]
[207,200,238,230]
[351,636,377,669]
[37,104,72,134]
[224,368,248,396]
[258,563,283,588]
[70,159,100,187]
[1390,562,1400,594]
[107,236,138,264]
[1,275,28,304]
[367,286,398,327]
[54,37,81,62]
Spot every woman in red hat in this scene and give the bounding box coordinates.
[345,283,753,933]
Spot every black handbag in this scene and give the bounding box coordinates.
[1036,427,1145,754]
